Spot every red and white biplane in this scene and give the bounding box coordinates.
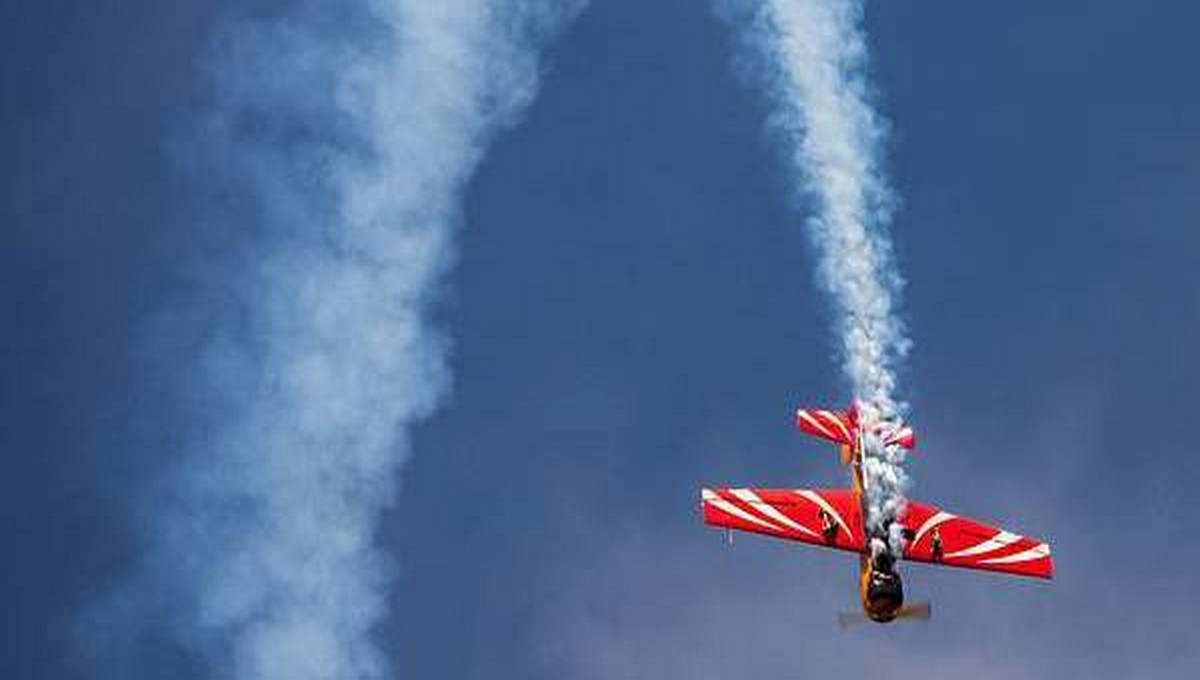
[700,404,1052,625]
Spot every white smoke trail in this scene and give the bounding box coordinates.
[719,0,911,555]
[93,2,584,679]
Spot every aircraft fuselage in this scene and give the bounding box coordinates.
[844,443,906,622]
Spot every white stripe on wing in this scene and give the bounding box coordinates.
[797,490,854,541]
[912,511,956,547]
[944,531,1021,560]
[979,542,1051,565]
[703,489,784,533]
[731,489,818,537]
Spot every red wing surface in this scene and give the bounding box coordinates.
[701,488,864,554]
[901,500,1053,579]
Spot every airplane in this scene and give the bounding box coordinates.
[700,403,1053,626]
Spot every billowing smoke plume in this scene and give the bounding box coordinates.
[93,2,583,679]
[719,0,911,555]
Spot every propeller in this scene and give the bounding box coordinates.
[836,610,871,629]
[837,601,932,629]
[896,601,932,621]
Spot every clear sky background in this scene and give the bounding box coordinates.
[7,1,1200,679]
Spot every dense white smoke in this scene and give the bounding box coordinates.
[97,2,584,679]
[719,0,910,555]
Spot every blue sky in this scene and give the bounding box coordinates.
[6,1,1200,679]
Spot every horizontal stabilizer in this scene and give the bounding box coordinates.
[795,404,916,450]
[795,408,857,446]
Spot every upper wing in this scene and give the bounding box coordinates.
[901,500,1053,579]
[700,488,864,554]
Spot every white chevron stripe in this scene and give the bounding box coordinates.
[979,542,1051,565]
[944,531,1021,560]
[819,410,854,443]
[731,489,818,537]
[703,490,784,533]
[912,511,956,547]
[797,490,853,541]
[797,410,835,440]
[885,426,913,446]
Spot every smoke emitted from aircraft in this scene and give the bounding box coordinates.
[717,0,911,555]
[90,2,583,678]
